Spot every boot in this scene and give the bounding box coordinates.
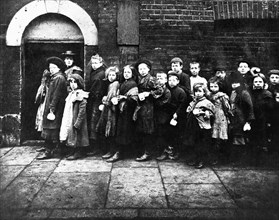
[36,150,53,160]
[102,151,114,159]
[156,151,168,161]
[106,151,120,163]
[66,148,83,160]
[136,152,151,162]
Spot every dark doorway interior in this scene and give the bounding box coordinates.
[22,42,84,141]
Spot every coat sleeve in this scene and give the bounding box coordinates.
[176,91,186,116]
[49,75,66,114]
[180,73,191,95]
[242,90,255,122]
[85,60,92,91]
[74,99,87,129]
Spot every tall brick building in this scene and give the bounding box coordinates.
[0,0,279,146]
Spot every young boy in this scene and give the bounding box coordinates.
[157,71,187,160]
[214,64,231,95]
[153,72,171,159]
[170,57,191,95]
[267,69,279,94]
[189,62,208,97]
[237,60,254,90]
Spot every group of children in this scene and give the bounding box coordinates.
[35,53,279,169]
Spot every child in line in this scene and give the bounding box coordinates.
[228,71,254,163]
[214,64,231,96]
[237,60,255,90]
[133,60,164,161]
[153,72,171,160]
[157,71,186,160]
[96,66,120,161]
[113,65,139,162]
[267,69,279,94]
[185,83,215,169]
[208,77,231,164]
[189,62,208,97]
[59,74,89,160]
[270,86,279,152]
[250,74,273,154]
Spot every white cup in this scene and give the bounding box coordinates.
[111,97,118,105]
[170,118,177,126]
[47,112,55,121]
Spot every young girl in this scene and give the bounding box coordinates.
[59,74,89,160]
[35,69,51,132]
[250,74,273,153]
[228,71,254,163]
[110,65,139,162]
[185,83,215,169]
[208,77,231,164]
[96,66,120,160]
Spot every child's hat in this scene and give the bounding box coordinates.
[170,57,183,64]
[46,56,66,71]
[268,69,279,76]
[228,71,244,84]
[168,70,180,79]
[62,50,76,57]
[134,59,152,70]
[214,63,226,72]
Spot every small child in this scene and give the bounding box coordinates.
[208,76,231,164]
[185,83,215,169]
[228,71,254,163]
[214,64,231,95]
[96,66,120,161]
[157,71,186,160]
[250,74,273,153]
[189,62,208,97]
[270,86,279,152]
[237,60,255,90]
[59,74,89,160]
[35,69,51,132]
[153,72,171,159]
[267,69,279,94]
[133,59,164,161]
[113,65,139,162]
[170,57,191,95]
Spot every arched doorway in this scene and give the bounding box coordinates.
[6,0,98,142]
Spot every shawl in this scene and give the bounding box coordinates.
[60,89,89,141]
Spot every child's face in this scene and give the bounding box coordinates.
[215,70,226,80]
[156,73,168,85]
[123,67,132,80]
[269,74,279,85]
[209,82,219,93]
[49,63,60,74]
[253,76,264,90]
[190,63,200,76]
[91,58,102,70]
[168,75,179,88]
[69,78,78,91]
[64,57,74,67]
[275,93,279,103]
[194,88,205,99]
[238,62,250,75]
[232,82,240,89]
[108,71,117,82]
[138,63,149,77]
[171,62,183,73]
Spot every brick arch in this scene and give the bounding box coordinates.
[6,0,98,46]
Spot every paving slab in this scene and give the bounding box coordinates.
[113,159,158,168]
[49,209,138,219]
[54,159,112,173]
[0,146,38,165]
[106,167,167,208]
[31,172,109,209]
[0,176,48,211]
[236,208,279,220]
[0,209,27,220]
[139,208,238,219]
[0,165,26,190]
[0,147,13,158]
[159,162,220,184]
[165,183,236,208]
[216,170,279,209]
[20,161,58,177]
[24,209,53,219]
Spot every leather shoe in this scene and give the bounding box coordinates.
[156,152,168,161]
[136,153,151,162]
[36,151,53,160]
[106,152,120,163]
[102,152,114,159]
[36,147,46,152]
[66,151,83,160]
[195,161,204,169]
[169,153,179,160]
[187,160,196,166]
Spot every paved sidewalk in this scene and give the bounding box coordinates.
[0,146,279,220]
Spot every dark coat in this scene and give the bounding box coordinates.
[116,79,138,145]
[67,98,89,147]
[42,71,67,131]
